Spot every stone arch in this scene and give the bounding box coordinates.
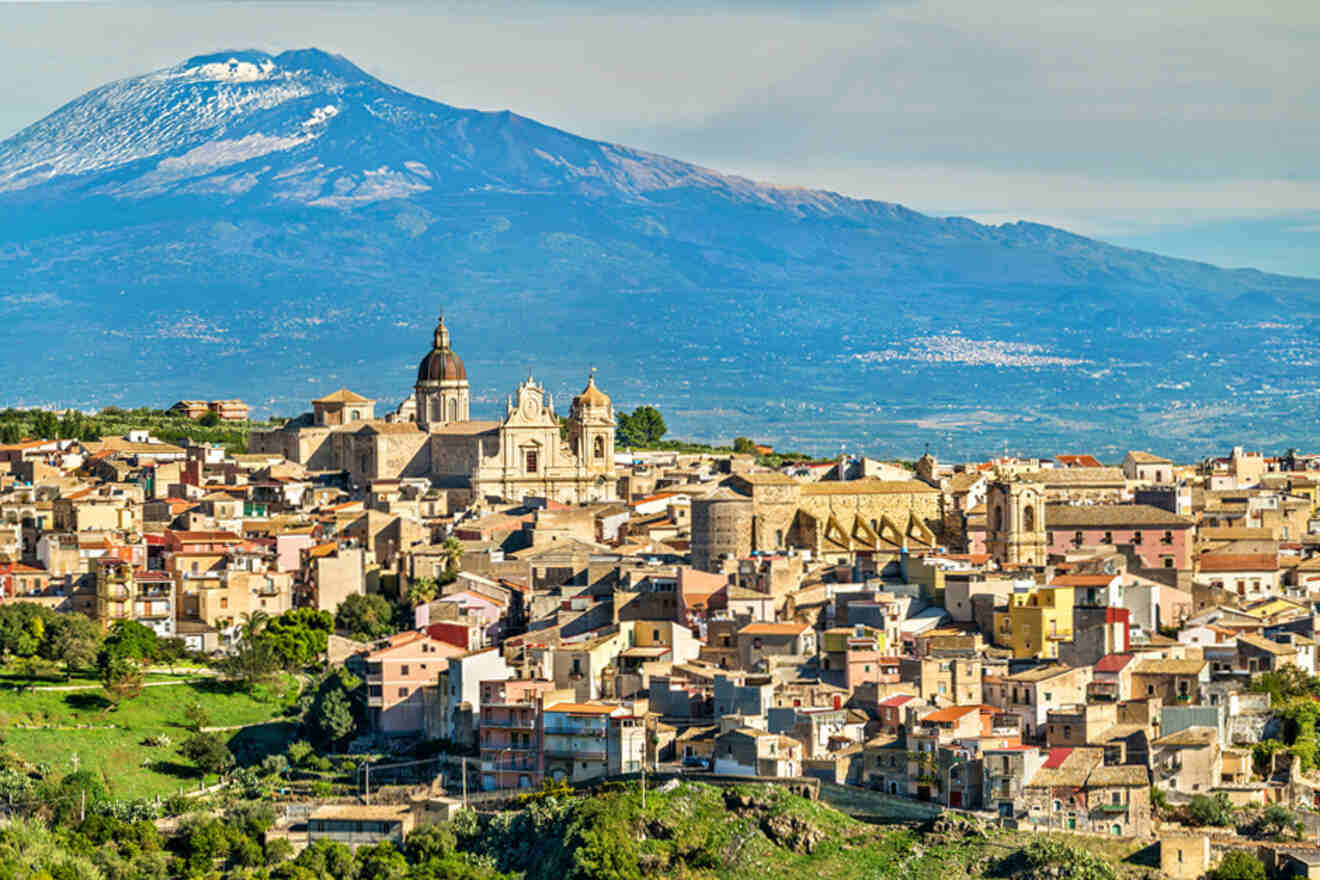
[1023,504,1035,532]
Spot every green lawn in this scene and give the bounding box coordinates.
[0,677,298,799]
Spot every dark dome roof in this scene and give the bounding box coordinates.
[417,315,467,383]
[417,349,466,382]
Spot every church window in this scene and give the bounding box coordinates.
[993,506,1004,532]
[1023,505,1035,531]
[448,399,458,423]
[593,436,605,460]
[525,450,539,474]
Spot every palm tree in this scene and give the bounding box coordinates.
[441,535,463,576]
[239,610,270,641]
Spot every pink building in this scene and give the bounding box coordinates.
[365,632,466,736]
[1045,505,1194,570]
[478,679,558,791]
[845,650,901,691]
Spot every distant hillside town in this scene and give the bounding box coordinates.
[4,314,1320,872]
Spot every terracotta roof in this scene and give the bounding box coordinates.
[1045,504,1193,527]
[1125,451,1172,464]
[314,388,374,404]
[1134,658,1207,676]
[1048,574,1117,587]
[878,694,917,708]
[920,705,981,723]
[543,702,621,715]
[739,622,810,636]
[1199,553,1279,573]
[1095,653,1134,673]
[1056,455,1104,468]
[1043,747,1073,769]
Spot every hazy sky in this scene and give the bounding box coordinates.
[4,0,1318,275]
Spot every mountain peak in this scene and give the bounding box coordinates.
[176,49,374,85]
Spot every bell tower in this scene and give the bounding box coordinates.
[985,480,1046,566]
[567,369,616,479]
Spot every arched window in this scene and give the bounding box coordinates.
[593,436,605,460]
[448,398,458,423]
[1023,505,1035,531]
[431,398,443,422]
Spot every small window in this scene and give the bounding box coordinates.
[1102,531,1113,544]
[401,664,410,676]
[526,450,539,473]
[1132,531,1143,545]
[398,687,409,697]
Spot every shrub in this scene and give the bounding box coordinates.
[1186,792,1235,827]
[1211,850,1267,880]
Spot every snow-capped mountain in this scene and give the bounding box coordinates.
[0,49,859,213]
[1,48,1319,458]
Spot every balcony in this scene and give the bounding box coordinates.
[544,727,605,738]
[101,586,130,601]
[482,718,537,730]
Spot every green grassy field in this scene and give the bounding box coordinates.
[0,677,297,799]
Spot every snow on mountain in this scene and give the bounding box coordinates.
[0,48,870,215]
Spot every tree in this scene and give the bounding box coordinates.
[263,607,334,669]
[355,841,407,880]
[179,732,235,776]
[31,410,58,440]
[100,656,145,710]
[46,770,109,826]
[183,701,211,732]
[313,686,358,749]
[219,634,282,691]
[0,423,19,444]
[198,411,221,427]
[1210,850,1266,880]
[55,628,98,681]
[408,577,439,607]
[616,406,666,447]
[732,436,756,454]
[98,620,159,669]
[335,593,397,641]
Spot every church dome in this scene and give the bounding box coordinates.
[574,372,611,408]
[416,316,467,383]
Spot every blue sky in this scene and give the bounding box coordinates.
[4,0,1317,277]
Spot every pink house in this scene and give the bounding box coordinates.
[845,650,901,691]
[365,631,466,736]
[1045,505,1194,570]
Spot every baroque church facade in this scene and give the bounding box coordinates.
[251,317,618,506]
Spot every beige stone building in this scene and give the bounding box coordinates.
[690,474,943,571]
[252,317,617,505]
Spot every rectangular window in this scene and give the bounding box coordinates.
[401,664,410,676]
[398,687,409,697]
[526,450,539,473]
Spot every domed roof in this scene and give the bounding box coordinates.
[416,316,467,383]
[417,349,466,382]
[574,372,611,407]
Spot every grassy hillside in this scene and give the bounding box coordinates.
[461,782,1160,880]
[0,676,296,799]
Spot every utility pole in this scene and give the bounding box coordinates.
[79,789,85,823]
[363,763,370,805]
[461,758,467,808]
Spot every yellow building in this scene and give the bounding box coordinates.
[994,583,1076,659]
